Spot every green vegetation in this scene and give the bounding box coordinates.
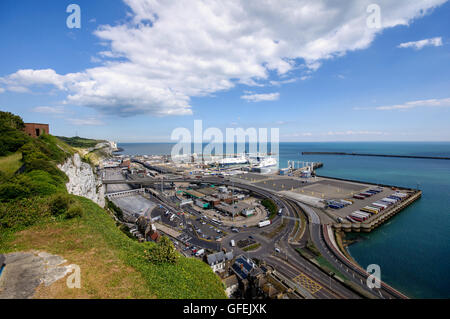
[56,136,105,148]
[242,242,261,252]
[65,204,84,219]
[306,240,321,257]
[0,111,31,157]
[0,134,71,202]
[314,256,342,278]
[106,198,124,221]
[261,198,278,220]
[145,236,179,264]
[0,152,22,183]
[1,197,226,298]
[0,111,226,298]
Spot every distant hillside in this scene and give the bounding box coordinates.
[56,136,106,148]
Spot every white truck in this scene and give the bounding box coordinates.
[230,240,236,247]
[195,249,205,257]
[258,220,271,228]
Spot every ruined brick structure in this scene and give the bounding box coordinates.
[23,123,49,138]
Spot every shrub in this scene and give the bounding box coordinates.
[0,129,31,156]
[145,236,179,264]
[0,197,50,229]
[107,198,124,221]
[50,193,72,216]
[65,205,83,219]
[0,111,30,156]
[261,198,278,219]
[0,182,30,201]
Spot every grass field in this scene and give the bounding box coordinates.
[0,196,226,299]
[0,152,22,181]
[242,243,261,252]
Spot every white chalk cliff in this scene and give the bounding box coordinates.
[58,153,105,208]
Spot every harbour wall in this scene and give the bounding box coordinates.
[303,151,450,161]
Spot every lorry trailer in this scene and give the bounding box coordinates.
[372,202,387,209]
[353,210,370,217]
[349,215,364,222]
[361,207,378,214]
[351,212,369,219]
[259,220,271,228]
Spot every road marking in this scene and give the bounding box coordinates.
[293,273,323,294]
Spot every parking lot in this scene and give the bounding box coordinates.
[112,195,156,218]
[253,178,307,192]
[294,178,368,199]
[324,187,409,219]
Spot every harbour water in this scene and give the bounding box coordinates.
[118,142,450,298]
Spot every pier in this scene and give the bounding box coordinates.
[333,190,422,233]
[302,151,450,160]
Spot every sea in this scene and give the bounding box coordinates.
[117,142,450,299]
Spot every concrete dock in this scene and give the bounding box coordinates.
[333,190,422,233]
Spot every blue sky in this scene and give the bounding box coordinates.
[1,0,449,142]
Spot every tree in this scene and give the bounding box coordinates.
[145,236,179,264]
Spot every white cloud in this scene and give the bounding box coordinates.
[241,92,280,102]
[355,97,450,111]
[270,78,298,86]
[32,106,66,114]
[398,37,443,50]
[0,87,4,93]
[68,117,105,126]
[0,0,447,116]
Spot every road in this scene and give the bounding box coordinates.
[102,172,407,299]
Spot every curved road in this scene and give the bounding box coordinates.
[104,174,407,299]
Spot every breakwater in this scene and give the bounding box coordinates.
[302,152,450,160]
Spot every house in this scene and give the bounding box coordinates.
[231,255,262,280]
[222,274,239,298]
[150,232,160,242]
[120,159,131,168]
[241,209,255,217]
[206,251,233,273]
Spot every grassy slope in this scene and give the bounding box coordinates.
[0,152,22,181]
[1,197,225,298]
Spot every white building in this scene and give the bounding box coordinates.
[206,251,234,273]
